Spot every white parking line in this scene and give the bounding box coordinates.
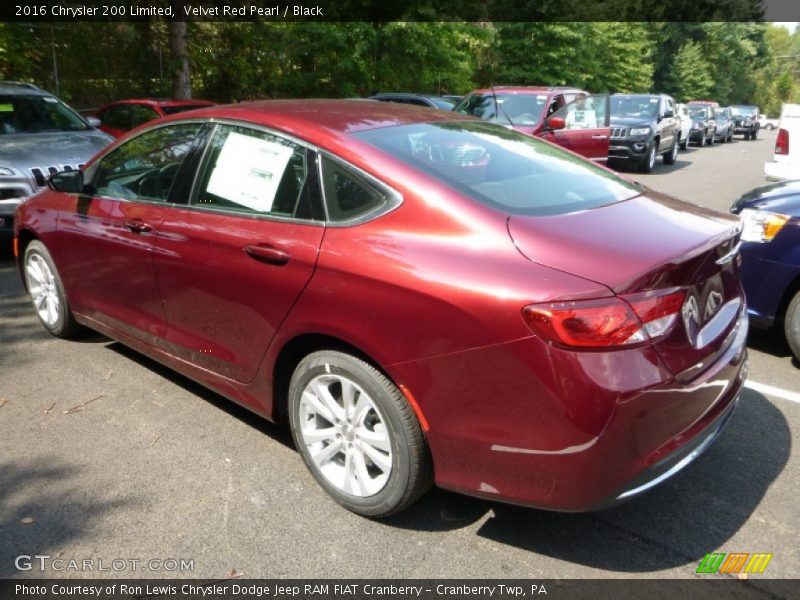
[745,380,800,405]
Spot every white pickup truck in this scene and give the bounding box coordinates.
[764,103,800,181]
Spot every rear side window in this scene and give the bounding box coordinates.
[355,121,642,217]
[191,124,311,219]
[321,157,388,222]
[98,105,130,129]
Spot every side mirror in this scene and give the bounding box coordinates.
[547,116,566,131]
[86,116,101,128]
[48,170,84,193]
[663,110,674,118]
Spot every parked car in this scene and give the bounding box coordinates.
[607,93,680,172]
[759,114,779,131]
[95,98,216,138]
[713,107,735,143]
[731,105,760,140]
[764,103,800,181]
[368,93,457,111]
[731,179,800,362]
[15,100,747,517]
[688,106,717,146]
[440,95,464,105]
[687,100,720,109]
[0,81,113,237]
[454,87,611,162]
[676,103,692,150]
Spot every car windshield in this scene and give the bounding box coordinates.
[714,110,729,119]
[454,93,547,126]
[730,106,756,117]
[354,121,643,217]
[609,96,659,118]
[430,98,457,110]
[0,94,89,134]
[689,108,710,120]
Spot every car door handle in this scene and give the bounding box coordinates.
[244,244,290,266]
[123,219,152,233]
[591,135,608,140]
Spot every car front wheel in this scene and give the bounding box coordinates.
[785,291,800,363]
[639,143,657,173]
[288,350,432,517]
[23,240,82,338]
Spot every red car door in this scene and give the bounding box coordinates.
[153,123,325,383]
[540,94,611,162]
[58,123,205,343]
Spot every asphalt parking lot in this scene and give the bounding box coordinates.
[0,129,797,581]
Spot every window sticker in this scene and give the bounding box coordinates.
[43,97,59,103]
[0,104,13,112]
[206,131,293,212]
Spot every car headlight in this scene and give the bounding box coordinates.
[740,208,790,243]
[628,127,650,136]
[0,167,15,177]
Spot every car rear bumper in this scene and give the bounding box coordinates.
[764,160,797,181]
[391,309,748,511]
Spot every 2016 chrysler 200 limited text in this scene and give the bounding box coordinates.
[15,101,748,517]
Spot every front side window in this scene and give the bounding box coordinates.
[0,94,88,134]
[93,123,202,202]
[355,121,642,217]
[551,94,608,129]
[192,125,310,218]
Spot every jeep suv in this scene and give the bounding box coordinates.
[608,93,680,173]
[0,82,113,236]
[731,105,760,140]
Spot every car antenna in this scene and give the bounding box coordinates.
[491,84,514,127]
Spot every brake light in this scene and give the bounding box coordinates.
[775,128,789,155]
[523,289,686,349]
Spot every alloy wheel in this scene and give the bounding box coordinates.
[297,373,393,497]
[25,253,60,328]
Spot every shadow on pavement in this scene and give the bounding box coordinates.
[0,458,130,578]
[747,327,791,359]
[390,390,790,573]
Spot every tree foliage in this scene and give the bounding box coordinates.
[0,20,793,113]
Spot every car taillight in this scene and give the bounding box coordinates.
[522,290,686,349]
[775,128,789,155]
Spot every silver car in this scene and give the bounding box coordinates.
[0,81,113,235]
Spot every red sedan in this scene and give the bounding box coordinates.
[14,100,747,517]
[94,98,216,138]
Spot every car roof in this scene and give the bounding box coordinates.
[98,98,215,109]
[160,99,471,141]
[370,93,445,101]
[0,81,49,96]
[467,86,584,95]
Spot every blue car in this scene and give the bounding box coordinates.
[731,179,800,362]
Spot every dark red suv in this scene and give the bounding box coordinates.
[15,100,746,517]
[454,86,611,162]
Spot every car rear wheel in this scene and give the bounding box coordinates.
[785,291,800,363]
[23,240,82,338]
[288,350,432,517]
[698,133,705,147]
[663,138,679,165]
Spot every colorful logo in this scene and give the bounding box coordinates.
[697,552,773,574]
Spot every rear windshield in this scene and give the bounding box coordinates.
[354,121,642,217]
[454,93,547,126]
[0,94,89,134]
[161,104,210,115]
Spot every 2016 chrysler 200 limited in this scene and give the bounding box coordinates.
[15,101,748,517]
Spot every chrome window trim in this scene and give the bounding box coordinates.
[318,152,403,228]
[84,116,402,228]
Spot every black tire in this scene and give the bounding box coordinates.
[663,138,679,165]
[23,240,83,338]
[745,131,752,140]
[680,135,688,150]
[698,133,705,147]
[785,291,800,363]
[288,350,433,517]
[639,143,657,173]
[751,128,758,140]
[707,131,715,145]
